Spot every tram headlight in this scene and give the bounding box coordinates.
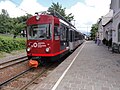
[45,47,50,53]
[27,47,31,52]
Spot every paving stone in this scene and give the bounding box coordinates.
[101,87,109,90]
[34,41,120,90]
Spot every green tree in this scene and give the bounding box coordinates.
[65,13,74,22]
[48,2,74,22]
[16,14,32,23]
[90,24,98,39]
[12,14,32,37]
[0,9,31,37]
[1,9,9,16]
[0,9,12,34]
[12,23,25,38]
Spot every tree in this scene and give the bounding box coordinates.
[12,23,25,38]
[65,13,74,22]
[48,2,74,22]
[12,14,32,37]
[0,9,11,34]
[90,24,98,39]
[16,14,32,23]
[1,9,9,17]
[0,9,32,36]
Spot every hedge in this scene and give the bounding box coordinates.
[0,38,26,53]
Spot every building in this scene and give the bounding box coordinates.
[110,0,120,45]
[97,10,113,44]
[97,18,104,42]
[102,10,113,42]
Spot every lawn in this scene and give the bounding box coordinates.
[0,49,26,59]
[0,34,26,40]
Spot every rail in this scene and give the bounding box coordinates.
[19,64,52,90]
[0,56,28,69]
[0,68,32,87]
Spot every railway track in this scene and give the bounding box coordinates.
[0,56,28,69]
[0,62,59,90]
[0,53,70,90]
[0,56,30,89]
[0,68,32,87]
[19,64,54,90]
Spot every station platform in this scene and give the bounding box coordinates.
[32,41,120,90]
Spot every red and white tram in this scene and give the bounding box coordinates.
[26,11,84,67]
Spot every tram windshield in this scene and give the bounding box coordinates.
[27,24,51,40]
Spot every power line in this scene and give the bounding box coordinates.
[9,0,30,15]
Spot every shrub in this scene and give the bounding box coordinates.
[0,37,26,53]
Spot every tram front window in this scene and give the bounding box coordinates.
[27,24,51,40]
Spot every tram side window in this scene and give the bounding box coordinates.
[46,24,51,39]
[63,27,66,41]
[60,27,63,40]
[79,34,82,40]
[60,26,66,41]
[66,28,69,41]
[70,30,72,42]
[75,32,79,41]
[54,25,60,40]
[75,31,77,41]
[54,25,59,36]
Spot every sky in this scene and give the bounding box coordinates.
[0,0,111,34]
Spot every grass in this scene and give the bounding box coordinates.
[0,49,26,59]
[10,49,26,55]
[0,52,6,58]
[0,35,26,40]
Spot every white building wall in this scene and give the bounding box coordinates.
[103,21,112,41]
[111,0,120,44]
[112,13,120,43]
[97,9,113,43]
[110,0,119,13]
[98,19,104,41]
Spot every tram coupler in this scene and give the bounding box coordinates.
[29,60,39,68]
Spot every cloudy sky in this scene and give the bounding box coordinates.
[0,0,111,34]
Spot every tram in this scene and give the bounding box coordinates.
[26,11,84,67]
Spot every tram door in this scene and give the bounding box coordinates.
[59,24,68,51]
[54,25,60,53]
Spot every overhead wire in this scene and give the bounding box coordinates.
[8,0,30,15]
